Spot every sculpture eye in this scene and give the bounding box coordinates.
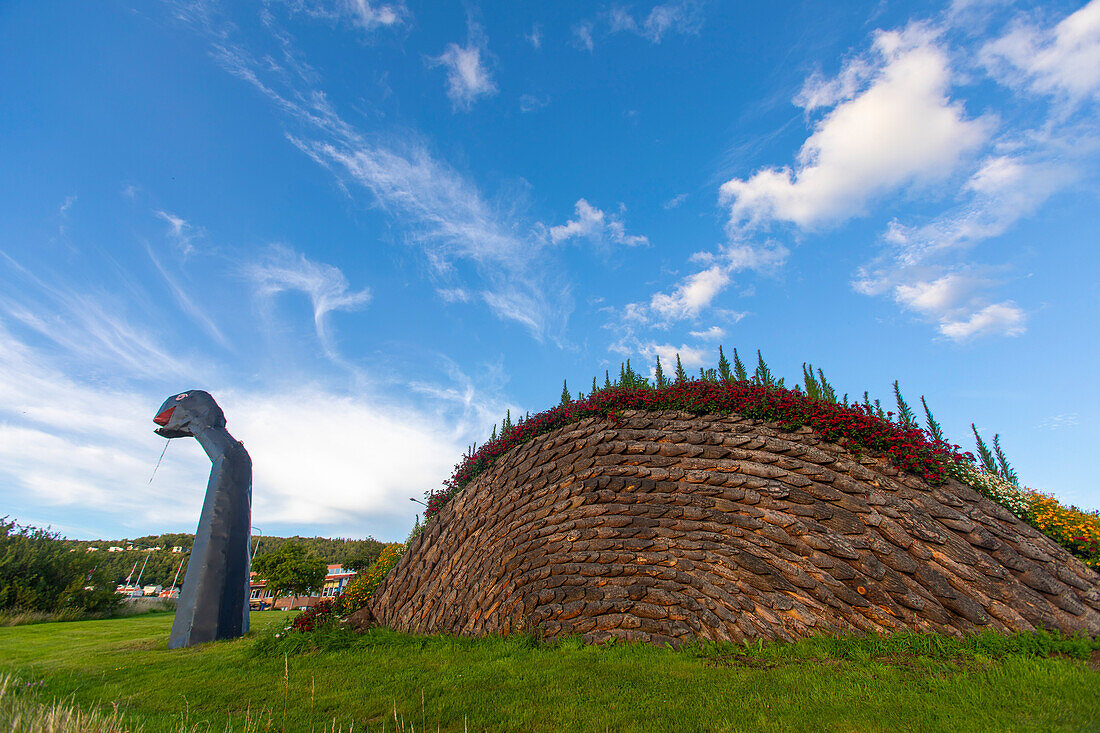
[175,393,189,401]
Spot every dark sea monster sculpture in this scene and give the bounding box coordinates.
[153,390,252,649]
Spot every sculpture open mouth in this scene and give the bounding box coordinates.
[154,406,188,437]
[154,406,176,426]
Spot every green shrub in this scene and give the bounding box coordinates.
[0,518,119,614]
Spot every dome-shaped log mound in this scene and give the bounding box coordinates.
[368,411,1100,644]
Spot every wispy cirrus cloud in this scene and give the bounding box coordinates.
[0,252,202,381]
[171,2,570,340]
[245,245,371,360]
[155,210,197,256]
[145,243,229,349]
[0,234,515,539]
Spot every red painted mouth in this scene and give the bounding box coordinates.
[153,406,176,426]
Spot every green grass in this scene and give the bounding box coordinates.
[0,599,177,627]
[0,612,1097,732]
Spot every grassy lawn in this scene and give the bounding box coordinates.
[0,612,1097,732]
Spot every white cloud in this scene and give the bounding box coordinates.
[608,1,703,43]
[0,323,469,539]
[642,341,708,368]
[155,210,196,256]
[721,24,991,230]
[663,193,688,209]
[431,22,497,112]
[981,0,1100,104]
[0,290,508,540]
[245,245,371,360]
[893,273,980,314]
[885,155,1074,265]
[436,287,471,303]
[622,239,778,330]
[720,241,789,272]
[292,134,565,337]
[226,387,462,527]
[1037,413,1079,430]
[519,94,549,113]
[689,326,726,340]
[609,336,709,371]
[649,265,731,322]
[548,199,649,247]
[273,0,408,32]
[342,0,406,30]
[853,265,1025,341]
[573,22,595,51]
[794,57,876,112]
[938,301,1025,340]
[526,24,542,49]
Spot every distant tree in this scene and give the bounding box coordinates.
[803,363,822,400]
[921,396,945,444]
[674,354,688,384]
[592,376,598,394]
[817,368,837,403]
[619,359,648,389]
[971,424,998,474]
[341,545,382,573]
[732,349,748,382]
[654,356,670,388]
[717,346,733,383]
[560,379,570,408]
[251,542,326,604]
[753,350,778,387]
[993,434,1018,485]
[893,381,917,427]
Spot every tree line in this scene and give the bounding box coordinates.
[55,532,384,588]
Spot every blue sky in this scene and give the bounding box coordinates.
[1,0,1098,542]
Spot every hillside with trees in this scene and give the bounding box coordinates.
[58,533,383,588]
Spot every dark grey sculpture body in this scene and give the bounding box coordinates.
[153,390,252,649]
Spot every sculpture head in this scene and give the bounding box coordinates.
[153,390,226,438]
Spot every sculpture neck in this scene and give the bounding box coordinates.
[194,424,239,462]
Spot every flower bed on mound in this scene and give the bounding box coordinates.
[423,378,1099,573]
[426,379,969,519]
[282,380,1098,636]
